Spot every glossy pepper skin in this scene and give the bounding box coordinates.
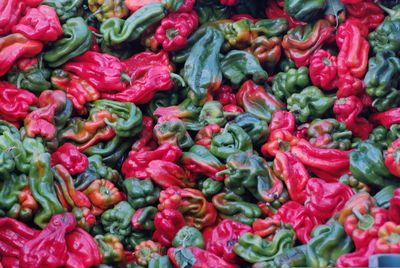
[7,58,51,94]
[134,240,165,266]
[350,141,399,188]
[0,0,26,36]
[346,0,384,30]
[375,221,400,253]
[336,238,377,267]
[284,0,326,22]
[51,143,88,175]
[101,201,135,240]
[152,209,186,246]
[41,0,84,22]
[132,206,157,230]
[233,229,295,263]
[0,34,44,77]
[12,5,63,42]
[147,160,195,188]
[244,35,282,72]
[305,222,354,267]
[44,17,92,67]
[154,116,193,149]
[282,20,335,67]
[287,86,334,123]
[88,0,129,21]
[184,27,224,105]
[100,2,166,46]
[20,213,76,268]
[307,118,352,150]
[309,49,338,91]
[271,66,310,101]
[236,80,284,122]
[123,178,160,209]
[172,226,204,248]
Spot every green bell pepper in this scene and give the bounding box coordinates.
[253,245,307,268]
[374,185,397,208]
[272,66,310,101]
[172,226,205,248]
[44,17,92,67]
[123,178,160,209]
[154,117,194,149]
[306,222,354,267]
[367,124,400,150]
[198,101,230,127]
[251,18,289,37]
[0,173,29,218]
[284,0,327,22]
[210,123,253,159]
[100,3,166,46]
[29,152,66,228]
[234,229,295,263]
[198,178,223,197]
[287,86,334,123]
[101,201,135,240]
[41,0,84,22]
[234,113,269,147]
[184,27,224,105]
[221,50,268,89]
[350,141,399,189]
[369,19,400,54]
[195,2,231,25]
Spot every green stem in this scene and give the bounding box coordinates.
[352,208,374,230]
[332,131,352,140]
[170,73,186,87]
[215,169,230,177]
[120,73,132,85]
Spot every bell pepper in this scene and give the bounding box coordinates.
[234,113,269,146]
[336,19,369,80]
[168,246,239,268]
[346,0,384,30]
[350,141,399,188]
[134,240,165,266]
[287,86,334,123]
[271,66,310,101]
[51,143,88,175]
[204,219,251,263]
[385,138,400,177]
[51,69,100,114]
[370,107,400,128]
[148,254,173,268]
[0,82,37,124]
[199,178,223,197]
[152,209,186,247]
[195,3,231,25]
[12,5,62,42]
[305,222,354,267]
[147,160,195,188]
[339,174,371,193]
[158,186,217,230]
[155,11,198,51]
[195,124,222,149]
[284,0,326,22]
[172,226,204,248]
[265,0,307,28]
[7,57,51,94]
[334,96,372,140]
[236,80,284,122]
[72,207,96,231]
[375,221,400,253]
[222,152,288,207]
[132,206,157,230]
[212,191,262,225]
[336,237,377,267]
[122,143,182,179]
[269,111,296,135]
[389,188,400,224]
[307,118,352,150]
[261,129,299,158]
[83,179,123,210]
[253,245,307,268]
[124,231,150,252]
[182,145,225,181]
[233,229,295,263]
[44,17,92,67]
[273,151,309,204]
[0,0,26,36]
[369,11,400,54]
[210,123,253,159]
[153,117,193,149]
[95,234,125,264]
[244,36,282,72]
[282,20,335,67]
[366,125,400,151]
[123,178,160,209]
[249,18,288,37]
[309,49,338,91]
[0,34,44,77]
[20,213,76,268]
[252,218,293,242]
[101,201,135,240]
[305,178,354,221]
[65,227,102,268]
[41,0,84,22]
[62,51,131,92]
[129,116,155,152]
[184,27,224,106]
[88,0,129,21]
[221,50,268,88]
[100,2,166,46]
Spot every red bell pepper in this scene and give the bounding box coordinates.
[273,151,309,203]
[309,49,338,91]
[65,228,101,268]
[122,143,182,179]
[0,81,37,124]
[336,73,366,98]
[370,108,400,128]
[152,209,186,247]
[261,129,299,158]
[12,5,62,42]
[265,0,306,28]
[346,0,384,30]
[389,188,400,224]
[204,219,251,263]
[51,143,89,175]
[0,34,43,77]
[195,124,222,149]
[269,111,296,134]
[231,14,260,23]
[336,238,377,267]
[147,160,195,188]
[385,138,400,177]
[334,96,372,139]
[376,221,400,253]
[216,85,237,106]
[83,179,122,210]
[0,0,26,36]
[253,218,290,241]
[130,116,156,152]
[155,11,198,51]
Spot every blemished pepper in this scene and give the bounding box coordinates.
[41,0,84,22]
[271,66,310,101]
[88,0,129,22]
[284,0,327,22]
[305,222,354,267]
[152,209,186,247]
[123,178,160,209]
[309,49,338,91]
[44,17,92,67]
[339,174,371,193]
[83,179,123,210]
[252,218,293,242]
[172,226,204,248]
[287,86,334,123]
[350,141,399,188]
[7,57,51,94]
[233,229,295,263]
[236,80,284,122]
[95,234,125,264]
[101,201,135,240]
[376,221,400,253]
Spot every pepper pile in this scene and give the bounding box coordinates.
[1,0,400,267]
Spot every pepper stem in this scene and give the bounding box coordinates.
[352,208,374,230]
[377,2,397,17]
[332,131,352,140]
[216,169,230,177]
[120,73,132,85]
[170,73,186,87]
[65,0,81,12]
[16,73,24,89]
